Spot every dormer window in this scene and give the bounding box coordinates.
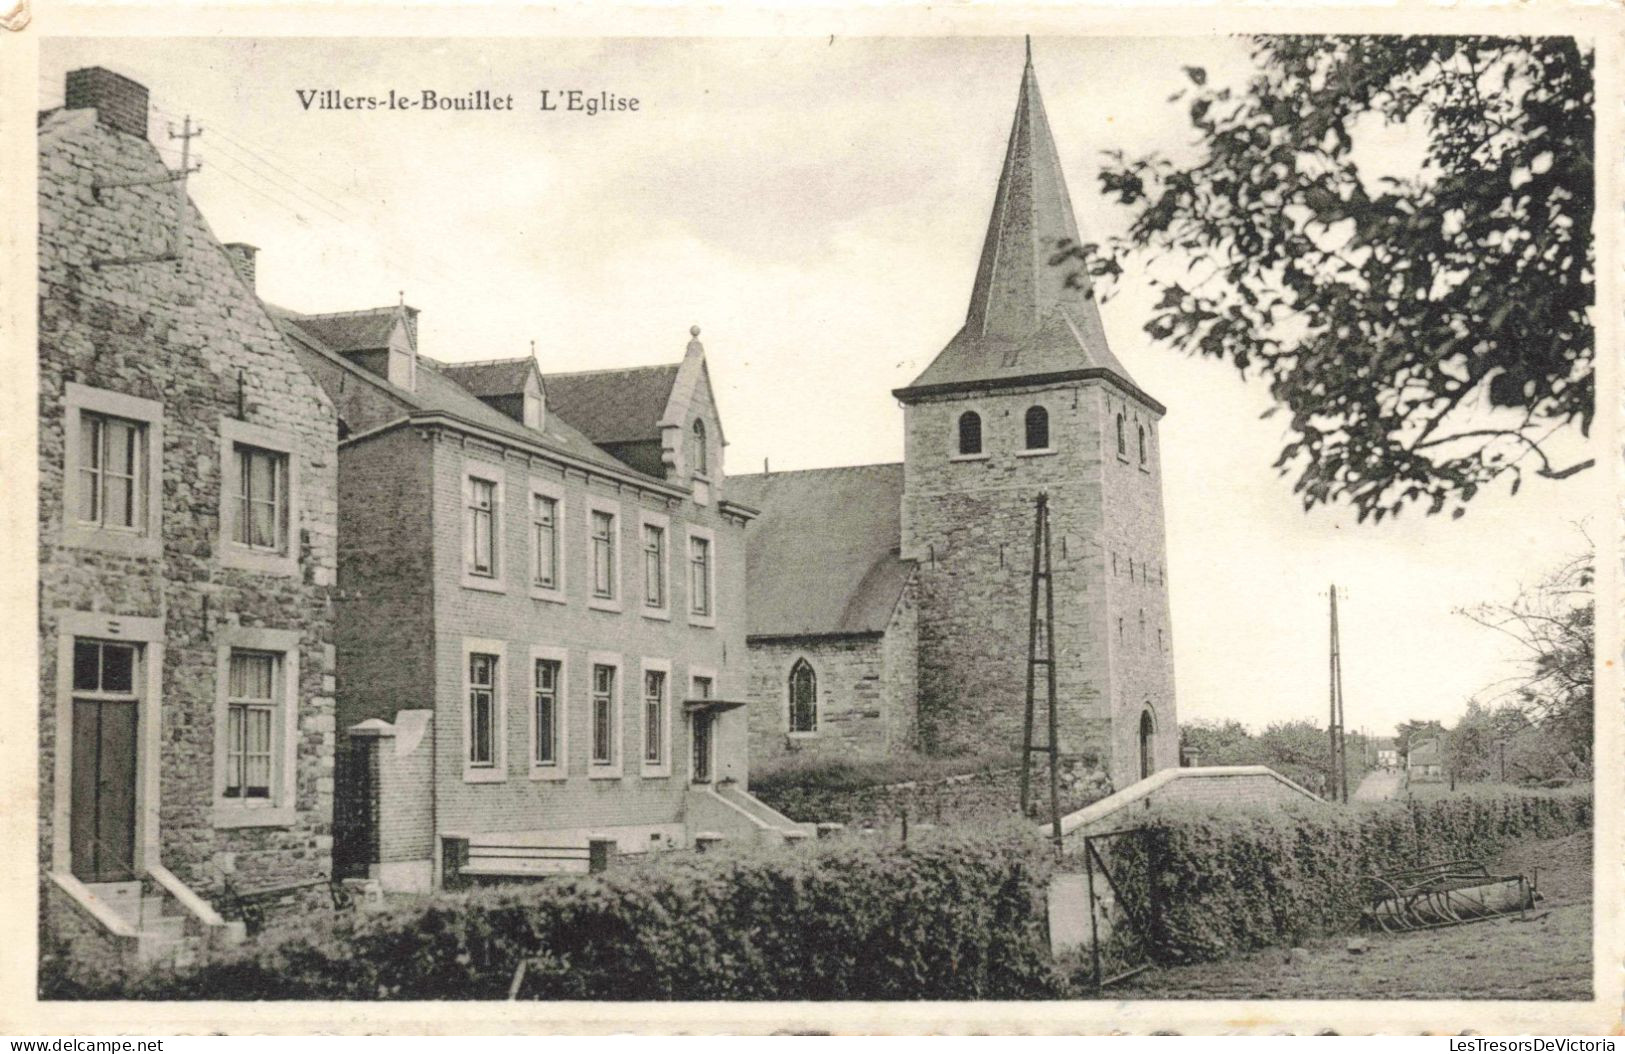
[690,418,708,476]
[523,391,541,430]
[957,411,983,456]
[1024,406,1049,451]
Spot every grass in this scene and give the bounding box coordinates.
[1103,828,1593,1001]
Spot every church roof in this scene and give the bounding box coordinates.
[896,44,1159,413]
[543,363,682,445]
[727,463,914,639]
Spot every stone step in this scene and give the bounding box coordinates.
[135,933,180,965]
[142,915,187,940]
[141,896,173,919]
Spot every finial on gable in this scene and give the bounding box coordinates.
[687,324,703,355]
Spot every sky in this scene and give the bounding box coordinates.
[38,35,1603,738]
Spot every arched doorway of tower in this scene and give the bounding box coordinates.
[1139,707,1157,781]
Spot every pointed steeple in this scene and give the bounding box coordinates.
[896,41,1157,410]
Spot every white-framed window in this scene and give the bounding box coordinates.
[528,477,565,603]
[79,413,144,531]
[219,417,300,576]
[212,626,301,827]
[640,510,670,619]
[788,657,817,735]
[461,462,505,593]
[687,526,716,627]
[61,383,164,557]
[529,645,568,780]
[587,499,622,612]
[462,637,507,782]
[641,658,672,777]
[588,652,623,777]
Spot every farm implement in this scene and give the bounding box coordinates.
[1363,859,1542,932]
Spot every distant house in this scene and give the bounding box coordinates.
[280,306,803,891]
[1374,738,1399,770]
[1407,737,1444,780]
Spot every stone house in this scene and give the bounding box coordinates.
[1407,737,1444,780]
[38,69,339,962]
[734,46,1179,791]
[278,299,802,890]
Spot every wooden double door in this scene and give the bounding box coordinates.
[70,698,138,882]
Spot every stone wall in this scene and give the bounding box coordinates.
[1098,387,1180,782]
[747,636,891,763]
[901,382,1110,764]
[38,105,337,917]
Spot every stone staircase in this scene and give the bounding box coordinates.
[83,879,197,965]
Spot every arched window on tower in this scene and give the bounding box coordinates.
[788,659,818,734]
[1138,424,1147,467]
[957,411,983,456]
[1116,413,1126,458]
[690,418,708,475]
[1024,405,1049,450]
[1139,708,1157,780]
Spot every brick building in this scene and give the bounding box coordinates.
[279,300,802,890]
[734,45,1179,790]
[38,69,339,962]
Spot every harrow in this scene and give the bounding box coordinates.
[1363,859,1542,933]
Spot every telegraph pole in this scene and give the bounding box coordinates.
[1327,585,1349,802]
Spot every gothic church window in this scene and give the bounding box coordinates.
[788,658,818,734]
[1024,405,1049,450]
[1138,424,1148,466]
[1116,413,1126,458]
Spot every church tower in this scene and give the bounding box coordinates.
[894,42,1178,789]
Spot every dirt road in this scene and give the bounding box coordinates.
[1352,769,1403,801]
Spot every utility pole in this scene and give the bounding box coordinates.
[169,116,203,262]
[1020,492,1062,846]
[1327,584,1349,802]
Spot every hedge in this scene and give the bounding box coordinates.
[1096,786,1592,964]
[45,821,1066,1001]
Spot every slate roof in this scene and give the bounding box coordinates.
[438,357,537,397]
[896,51,1153,409]
[273,309,641,480]
[290,307,401,352]
[1408,738,1442,763]
[542,363,681,446]
[726,464,914,639]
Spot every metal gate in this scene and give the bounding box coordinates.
[1081,827,1157,988]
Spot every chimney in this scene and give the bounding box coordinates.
[64,67,150,141]
[224,243,259,291]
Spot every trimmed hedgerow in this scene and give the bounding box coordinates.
[1096,786,1592,964]
[52,821,1067,1001]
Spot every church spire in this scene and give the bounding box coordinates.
[895,39,1151,408]
[965,37,1089,340]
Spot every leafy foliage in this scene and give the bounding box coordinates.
[1102,786,1591,962]
[1073,37,1594,520]
[1459,549,1594,776]
[1180,718,1370,797]
[45,823,1067,1001]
